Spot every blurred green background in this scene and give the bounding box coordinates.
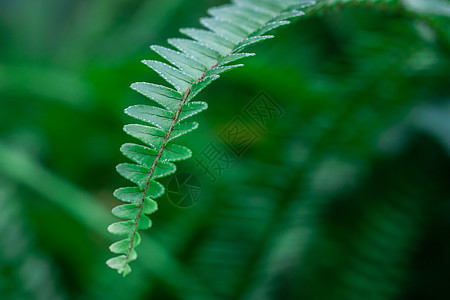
[1,0,449,299]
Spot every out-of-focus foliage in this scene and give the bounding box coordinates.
[0,0,449,299]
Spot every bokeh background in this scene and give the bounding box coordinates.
[1,0,449,299]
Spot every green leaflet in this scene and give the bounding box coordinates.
[151,45,207,79]
[217,52,255,66]
[168,38,220,67]
[142,60,194,94]
[207,7,262,31]
[108,0,316,276]
[125,105,174,131]
[130,82,181,113]
[180,28,235,55]
[236,35,275,51]
[205,64,244,77]
[200,18,249,43]
[125,102,207,130]
[123,123,197,148]
[114,186,164,203]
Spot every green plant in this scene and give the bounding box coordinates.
[1,0,449,297]
[107,0,316,275]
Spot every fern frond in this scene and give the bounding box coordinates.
[107,0,317,276]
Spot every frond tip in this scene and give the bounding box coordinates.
[107,0,316,276]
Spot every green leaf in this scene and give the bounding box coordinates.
[109,239,131,255]
[121,144,177,176]
[207,6,261,32]
[106,253,136,276]
[215,4,272,25]
[143,198,158,214]
[248,0,284,11]
[113,185,164,203]
[168,38,220,68]
[120,143,157,163]
[109,234,141,254]
[200,17,248,43]
[235,0,280,17]
[179,101,208,121]
[137,215,152,230]
[114,187,143,203]
[111,204,139,219]
[143,60,194,94]
[218,52,255,66]
[236,35,274,51]
[130,82,181,113]
[272,9,305,22]
[151,45,206,79]
[108,220,135,236]
[116,162,175,186]
[205,64,243,77]
[180,28,235,56]
[170,122,199,141]
[116,163,148,188]
[125,105,174,131]
[252,20,290,36]
[106,255,127,270]
[111,197,157,217]
[162,143,192,161]
[124,124,166,149]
